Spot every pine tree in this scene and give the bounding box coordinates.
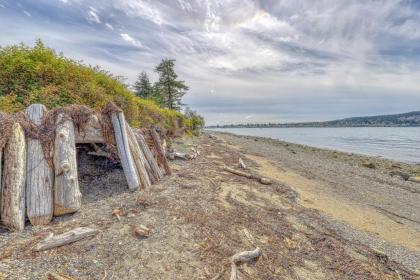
[134,72,153,99]
[154,59,188,110]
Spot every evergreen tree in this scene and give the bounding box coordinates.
[154,59,188,110]
[134,72,153,99]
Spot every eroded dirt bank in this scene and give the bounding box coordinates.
[0,132,419,279]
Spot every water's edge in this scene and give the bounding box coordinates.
[207,127,420,164]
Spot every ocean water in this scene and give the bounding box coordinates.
[208,127,420,163]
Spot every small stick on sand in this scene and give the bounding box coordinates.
[238,158,247,169]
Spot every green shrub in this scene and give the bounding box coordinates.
[0,40,199,133]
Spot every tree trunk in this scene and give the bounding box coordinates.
[1,123,26,231]
[111,112,140,190]
[25,104,54,225]
[134,130,163,180]
[53,113,81,216]
[126,124,152,187]
[150,127,171,175]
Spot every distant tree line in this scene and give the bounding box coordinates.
[207,111,420,128]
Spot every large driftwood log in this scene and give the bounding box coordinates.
[230,247,262,280]
[223,166,271,185]
[111,112,140,190]
[126,124,152,187]
[134,131,164,180]
[150,127,171,175]
[74,114,104,144]
[1,123,26,231]
[26,104,54,225]
[53,113,82,216]
[34,227,99,251]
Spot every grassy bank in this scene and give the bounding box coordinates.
[0,40,202,134]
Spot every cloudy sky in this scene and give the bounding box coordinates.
[1,0,420,125]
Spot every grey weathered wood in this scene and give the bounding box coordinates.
[25,104,54,225]
[53,113,81,216]
[74,114,105,144]
[134,130,163,180]
[150,128,171,175]
[230,247,262,280]
[1,123,26,231]
[126,125,153,186]
[111,112,140,190]
[34,227,99,251]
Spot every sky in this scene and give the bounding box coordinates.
[1,0,420,125]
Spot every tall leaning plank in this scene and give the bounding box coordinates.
[150,127,172,175]
[126,125,153,186]
[26,104,54,225]
[1,123,26,231]
[111,112,140,190]
[134,130,163,180]
[53,113,81,216]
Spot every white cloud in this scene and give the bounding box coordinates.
[105,23,114,30]
[120,33,143,48]
[87,10,100,24]
[23,10,31,17]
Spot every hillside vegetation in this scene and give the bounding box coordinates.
[0,40,202,133]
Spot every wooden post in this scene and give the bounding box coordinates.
[111,111,140,190]
[53,113,81,216]
[1,123,26,231]
[150,127,171,175]
[126,125,153,186]
[134,130,163,180]
[26,104,54,225]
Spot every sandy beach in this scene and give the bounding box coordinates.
[0,131,419,279]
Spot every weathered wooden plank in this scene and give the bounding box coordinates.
[74,114,105,144]
[53,113,81,216]
[134,130,163,180]
[34,227,99,251]
[150,127,172,175]
[126,124,153,186]
[1,123,26,231]
[111,112,140,190]
[26,104,54,225]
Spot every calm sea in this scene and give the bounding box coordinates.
[208,127,420,163]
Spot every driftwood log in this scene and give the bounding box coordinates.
[34,227,99,251]
[26,104,54,225]
[223,166,272,185]
[230,247,262,280]
[1,123,26,231]
[53,113,82,216]
[111,111,140,190]
[74,114,104,144]
[150,127,171,175]
[126,125,152,187]
[134,131,164,181]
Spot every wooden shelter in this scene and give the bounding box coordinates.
[0,103,170,231]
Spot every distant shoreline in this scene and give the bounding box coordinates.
[206,110,420,128]
[206,124,420,128]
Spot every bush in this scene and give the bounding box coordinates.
[0,40,198,133]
